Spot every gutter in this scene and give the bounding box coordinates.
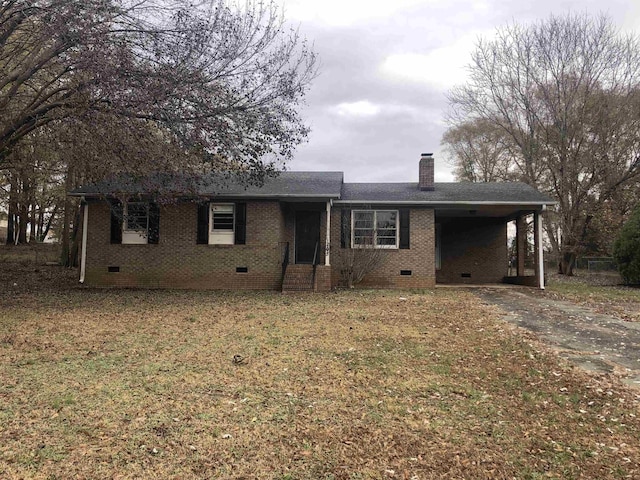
[67,192,342,199]
[333,200,557,207]
[79,198,88,284]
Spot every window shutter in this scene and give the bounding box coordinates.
[110,199,123,244]
[234,202,246,245]
[340,209,351,248]
[148,202,160,244]
[399,208,410,249]
[197,202,209,244]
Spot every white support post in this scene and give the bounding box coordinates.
[535,210,545,290]
[325,200,331,266]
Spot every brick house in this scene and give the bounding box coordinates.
[69,154,555,291]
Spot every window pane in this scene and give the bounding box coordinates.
[352,210,398,248]
[213,213,234,230]
[376,211,396,228]
[211,204,234,231]
[377,228,396,237]
[353,211,374,229]
[126,203,148,231]
[376,211,397,247]
[377,236,396,246]
[354,228,374,246]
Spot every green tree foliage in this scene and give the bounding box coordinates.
[613,205,640,285]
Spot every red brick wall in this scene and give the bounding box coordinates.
[314,265,332,292]
[329,208,436,288]
[419,156,434,191]
[84,200,286,289]
[83,200,505,290]
[435,217,507,284]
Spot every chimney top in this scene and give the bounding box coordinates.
[418,153,434,191]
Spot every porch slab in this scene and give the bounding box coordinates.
[436,283,530,289]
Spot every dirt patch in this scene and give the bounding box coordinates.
[1,261,78,305]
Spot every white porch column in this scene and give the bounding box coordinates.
[534,210,545,290]
[325,200,331,266]
[516,215,526,276]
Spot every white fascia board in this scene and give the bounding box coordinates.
[69,193,341,200]
[333,200,557,206]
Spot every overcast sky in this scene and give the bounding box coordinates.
[277,0,640,183]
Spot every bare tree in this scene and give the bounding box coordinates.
[441,118,514,182]
[335,209,384,288]
[1,0,317,264]
[1,0,317,175]
[447,13,640,274]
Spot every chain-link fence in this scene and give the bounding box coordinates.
[576,256,617,272]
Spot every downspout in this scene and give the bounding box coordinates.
[536,205,546,290]
[79,198,88,284]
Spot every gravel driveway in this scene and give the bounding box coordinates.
[476,288,640,389]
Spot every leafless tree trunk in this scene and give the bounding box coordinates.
[69,205,80,268]
[40,204,57,242]
[6,174,17,244]
[60,168,73,266]
[447,13,640,275]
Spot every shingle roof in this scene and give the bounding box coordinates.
[339,182,554,205]
[70,171,344,199]
[70,171,554,206]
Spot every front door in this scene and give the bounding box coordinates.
[295,211,321,264]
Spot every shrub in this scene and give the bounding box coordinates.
[335,245,383,288]
[613,206,640,285]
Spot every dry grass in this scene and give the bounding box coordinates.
[546,273,640,322]
[0,244,60,265]
[1,261,640,478]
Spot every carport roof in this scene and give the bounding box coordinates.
[338,182,555,206]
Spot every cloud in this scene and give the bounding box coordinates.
[334,101,381,117]
[279,0,640,184]
[290,97,454,183]
[379,31,491,90]
[284,0,435,27]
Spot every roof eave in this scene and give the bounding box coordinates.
[333,200,557,206]
[68,192,342,200]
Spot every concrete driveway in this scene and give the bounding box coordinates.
[476,288,640,389]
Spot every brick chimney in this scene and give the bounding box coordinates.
[418,153,434,191]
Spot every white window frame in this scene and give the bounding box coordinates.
[209,203,235,245]
[122,201,149,244]
[351,209,399,249]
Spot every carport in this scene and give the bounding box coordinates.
[435,203,549,290]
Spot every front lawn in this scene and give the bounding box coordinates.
[1,267,639,478]
[545,273,640,322]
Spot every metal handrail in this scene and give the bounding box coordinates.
[312,241,319,266]
[311,241,319,291]
[280,242,290,289]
